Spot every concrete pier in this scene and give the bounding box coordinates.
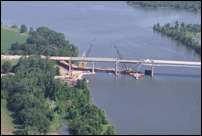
[92,61,95,74]
[115,62,118,75]
[151,65,154,76]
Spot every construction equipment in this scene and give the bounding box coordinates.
[39,46,58,56]
[78,51,87,68]
[79,38,96,68]
[111,41,133,74]
[112,41,127,69]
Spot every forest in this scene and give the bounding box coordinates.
[127,1,201,11]
[153,22,201,54]
[1,56,116,135]
[9,26,78,58]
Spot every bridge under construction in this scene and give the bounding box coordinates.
[1,55,201,77]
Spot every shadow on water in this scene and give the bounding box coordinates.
[93,71,201,78]
[153,72,201,78]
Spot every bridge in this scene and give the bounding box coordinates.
[1,55,201,76]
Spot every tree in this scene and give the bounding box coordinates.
[164,23,170,29]
[22,125,40,135]
[56,66,60,76]
[29,27,34,35]
[157,23,160,28]
[11,23,18,29]
[181,22,185,27]
[175,21,179,30]
[2,61,11,73]
[153,24,157,30]
[161,26,167,34]
[20,24,28,33]
[193,4,198,11]
[1,90,8,99]
[104,125,116,135]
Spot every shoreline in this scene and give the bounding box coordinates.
[54,70,94,87]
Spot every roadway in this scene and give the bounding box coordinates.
[1,55,201,68]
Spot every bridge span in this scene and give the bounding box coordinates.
[1,55,201,76]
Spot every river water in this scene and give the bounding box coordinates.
[1,1,201,135]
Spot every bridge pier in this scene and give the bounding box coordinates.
[115,61,118,75]
[69,60,72,76]
[92,61,95,74]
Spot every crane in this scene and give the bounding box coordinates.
[86,38,96,57]
[111,41,127,69]
[39,46,58,56]
[79,38,96,68]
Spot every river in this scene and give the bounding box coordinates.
[1,1,201,135]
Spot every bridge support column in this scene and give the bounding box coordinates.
[92,61,95,74]
[115,62,118,75]
[151,65,154,77]
[69,60,72,76]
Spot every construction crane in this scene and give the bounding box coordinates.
[86,38,96,57]
[39,46,58,56]
[79,38,97,68]
[111,41,127,69]
[112,41,134,74]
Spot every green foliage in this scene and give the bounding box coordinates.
[1,90,8,99]
[175,21,179,30]
[1,56,64,134]
[29,27,34,35]
[11,23,18,29]
[20,107,51,133]
[22,125,40,135]
[20,24,28,33]
[10,26,78,57]
[127,1,201,11]
[153,21,201,54]
[56,66,60,76]
[165,23,170,29]
[65,78,113,135]
[75,78,88,89]
[104,125,116,135]
[1,55,116,135]
[181,22,185,27]
[1,99,23,135]
[48,112,62,132]
[2,61,11,73]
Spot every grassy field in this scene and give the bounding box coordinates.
[1,25,29,55]
[1,99,23,135]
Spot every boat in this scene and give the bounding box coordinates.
[130,72,144,79]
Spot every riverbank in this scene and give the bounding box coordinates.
[153,23,201,54]
[127,1,201,12]
[54,65,92,87]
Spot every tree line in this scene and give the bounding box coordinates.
[2,22,33,35]
[9,26,78,58]
[127,1,201,11]
[1,56,116,135]
[153,21,201,54]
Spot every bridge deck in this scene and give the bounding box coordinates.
[1,55,201,67]
[58,60,117,72]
